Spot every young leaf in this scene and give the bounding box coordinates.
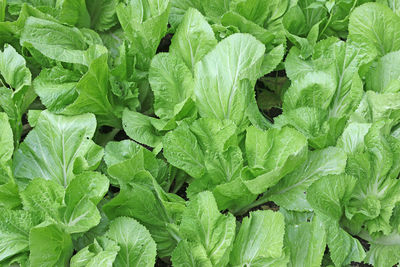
[103,170,186,257]
[170,8,217,72]
[70,237,119,267]
[349,3,400,58]
[106,217,157,267]
[61,172,109,234]
[0,208,35,262]
[13,111,97,187]
[194,33,265,128]
[29,223,73,267]
[229,210,286,266]
[268,147,347,211]
[171,191,236,266]
[149,53,194,120]
[20,17,89,65]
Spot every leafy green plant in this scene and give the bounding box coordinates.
[0,0,400,266]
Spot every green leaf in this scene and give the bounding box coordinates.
[377,0,400,16]
[63,53,120,127]
[171,191,236,267]
[20,178,64,222]
[116,0,170,69]
[149,53,194,120]
[29,223,73,267]
[221,11,275,45]
[362,231,400,267]
[0,44,31,94]
[106,217,157,267]
[0,182,21,209]
[307,175,366,266]
[86,0,118,31]
[122,109,163,147]
[20,17,88,65]
[268,147,347,211]
[244,126,307,194]
[366,50,400,93]
[70,237,119,267]
[230,0,285,26]
[0,112,13,163]
[57,0,91,28]
[349,2,400,58]
[229,210,286,266]
[283,71,337,111]
[190,118,237,153]
[163,123,206,178]
[104,140,141,168]
[344,122,400,235]
[0,208,35,262]
[194,33,265,128]
[13,111,97,187]
[284,212,326,267]
[103,170,186,257]
[170,8,217,72]
[169,0,204,27]
[33,66,80,113]
[61,172,109,233]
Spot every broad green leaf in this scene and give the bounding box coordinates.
[170,8,217,72]
[169,0,203,28]
[244,126,307,194]
[190,118,237,153]
[163,123,206,178]
[20,178,64,222]
[57,0,91,28]
[0,209,35,262]
[337,122,371,154]
[70,237,119,267]
[122,109,163,147]
[61,172,109,233]
[366,50,400,93]
[0,182,21,209]
[14,111,97,187]
[0,44,31,94]
[33,66,80,113]
[213,176,257,212]
[351,91,400,128]
[361,231,400,267]
[283,71,337,111]
[194,33,265,128]
[103,170,186,257]
[20,17,88,65]
[0,0,5,22]
[0,113,13,163]
[344,122,400,235]
[106,217,157,267]
[284,212,326,267]
[307,175,366,266]
[171,191,236,267]
[229,210,286,266]
[86,0,118,31]
[230,0,285,26]
[104,140,141,168]
[348,2,400,58]
[149,53,194,120]
[29,223,73,267]
[63,53,120,128]
[268,147,347,211]
[281,40,365,149]
[106,145,168,187]
[221,11,275,45]
[377,0,400,16]
[116,0,170,70]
